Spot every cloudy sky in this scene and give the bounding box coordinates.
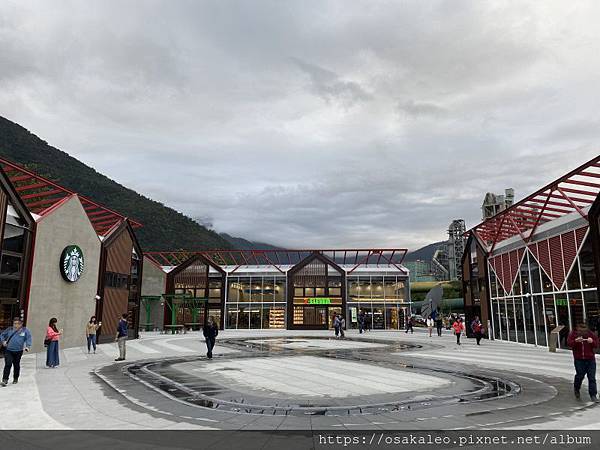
[1,1,599,250]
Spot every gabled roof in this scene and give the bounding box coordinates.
[468,154,600,252]
[0,165,35,229]
[146,249,408,274]
[0,157,142,236]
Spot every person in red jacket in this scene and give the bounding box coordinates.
[567,323,599,402]
[452,318,465,346]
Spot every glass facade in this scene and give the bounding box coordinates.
[223,270,411,330]
[489,231,599,348]
[346,275,408,330]
[0,203,31,329]
[226,276,286,329]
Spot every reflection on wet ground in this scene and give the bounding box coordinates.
[120,337,519,416]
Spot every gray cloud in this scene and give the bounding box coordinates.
[1,0,599,250]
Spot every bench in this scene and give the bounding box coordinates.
[163,324,185,335]
[183,323,202,333]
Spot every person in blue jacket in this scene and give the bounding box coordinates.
[0,317,32,387]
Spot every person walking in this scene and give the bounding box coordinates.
[426,316,434,337]
[358,310,365,334]
[436,309,444,337]
[471,316,484,345]
[114,313,128,361]
[45,318,62,368]
[340,316,346,338]
[333,313,341,338]
[203,317,219,359]
[405,315,414,334]
[1,317,32,386]
[453,318,465,346]
[85,316,101,354]
[567,322,599,402]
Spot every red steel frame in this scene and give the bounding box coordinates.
[145,248,408,273]
[469,155,600,252]
[0,157,142,235]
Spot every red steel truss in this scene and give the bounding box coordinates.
[0,157,142,235]
[145,249,408,273]
[470,155,600,252]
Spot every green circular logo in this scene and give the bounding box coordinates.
[60,245,85,282]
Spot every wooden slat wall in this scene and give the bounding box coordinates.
[106,230,133,275]
[101,288,129,337]
[101,227,134,338]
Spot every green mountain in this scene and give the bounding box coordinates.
[0,116,232,251]
[220,233,281,250]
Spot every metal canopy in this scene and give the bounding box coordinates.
[0,157,142,235]
[469,155,600,252]
[145,248,408,273]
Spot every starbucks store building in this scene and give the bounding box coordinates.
[0,158,143,352]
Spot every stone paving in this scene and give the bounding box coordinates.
[0,328,598,430]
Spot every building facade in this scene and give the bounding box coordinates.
[0,158,143,350]
[145,249,411,331]
[463,156,600,348]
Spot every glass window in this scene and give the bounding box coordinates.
[489,270,498,299]
[294,287,304,297]
[529,256,542,294]
[274,278,285,302]
[315,287,325,296]
[512,273,521,296]
[506,299,516,342]
[226,306,238,329]
[579,237,596,288]
[358,278,371,298]
[263,277,275,302]
[514,297,526,343]
[348,278,359,299]
[520,261,530,295]
[566,261,581,290]
[0,254,21,277]
[533,295,547,346]
[371,277,384,299]
[250,277,262,302]
[238,305,249,328]
[584,290,600,332]
[523,296,535,344]
[492,300,500,339]
[0,278,20,300]
[239,278,251,302]
[2,224,25,253]
[384,277,397,298]
[569,294,585,329]
[305,287,315,297]
[541,269,553,293]
[227,278,239,302]
[498,300,506,340]
[209,280,221,299]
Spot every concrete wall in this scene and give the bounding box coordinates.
[27,196,101,352]
[141,256,166,331]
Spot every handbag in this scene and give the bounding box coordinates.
[43,337,52,347]
[1,329,21,355]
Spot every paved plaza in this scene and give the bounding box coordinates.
[0,329,598,431]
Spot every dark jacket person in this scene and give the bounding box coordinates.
[203,317,219,359]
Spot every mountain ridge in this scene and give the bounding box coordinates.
[0,115,233,250]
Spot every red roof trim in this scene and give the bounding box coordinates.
[0,157,142,235]
[469,155,600,251]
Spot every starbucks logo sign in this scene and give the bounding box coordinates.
[60,245,85,282]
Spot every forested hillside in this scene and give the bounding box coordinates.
[0,116,232,251]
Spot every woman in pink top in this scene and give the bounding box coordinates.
[46,318,62,368]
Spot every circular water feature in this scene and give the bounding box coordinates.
[118,336,519,416]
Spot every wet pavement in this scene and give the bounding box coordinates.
[93,336,590,429]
